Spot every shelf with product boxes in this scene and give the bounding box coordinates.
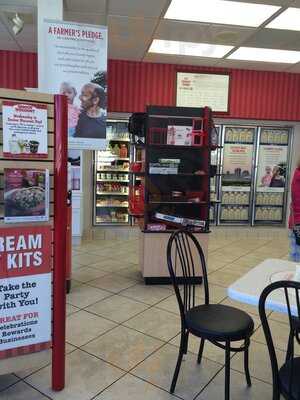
[255,192,284,206]
[95,215,129,224]
[96,198,129,208]
[97,179,129,183]
[220,205,250,222]
[255,206,283,221]
[220,185,251,222]
[96,181,129,195]
[97,191,129,196]
[128,105,217,284]
[260,128,289,145]
[222,190,250,205]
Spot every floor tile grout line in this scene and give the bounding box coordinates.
[229,365,274,387]
[0,377,22,395]
[88,372,129,400]
[192,364,225,400]
[69,321,122,349]
[80,339,169,379]
[82,301,154,326]
[116,289,175,307]
[127,371,186,400]
[154,291,229,316]
[86,263,139,273]
[66,291,116,310]
[68,345,130,375]
[83,279,140,294]
[14,342,79,382]
[166,340,235,368]
[18,379,53,400]
[85,258,138,268]
[120,316,181,343]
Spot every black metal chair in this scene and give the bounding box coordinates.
[167,229,254,400]
[259,280,300,400]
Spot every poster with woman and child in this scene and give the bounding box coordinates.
[257,145,288,192]
[41,20,107,150]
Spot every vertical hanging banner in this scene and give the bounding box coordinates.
[41,20,107,150]
[0,226,52,359]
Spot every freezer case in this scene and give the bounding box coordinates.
[219,125,257,225]
[253,126,292,225]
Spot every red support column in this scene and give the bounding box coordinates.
[52,94,68,391]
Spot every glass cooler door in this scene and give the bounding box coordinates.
[219,125,257,225]
[93,119,131,225]
[210,125,221,225]
[253,126,292,225]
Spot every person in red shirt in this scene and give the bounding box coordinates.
[289,158,300,262]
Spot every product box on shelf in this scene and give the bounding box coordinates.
[167,125,192,146]
[149,163,178,175]
[158,158,180,164]
[154,212,206,228]
[146,223,167,231]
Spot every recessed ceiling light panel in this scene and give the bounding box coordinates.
[149,39,233,58]
[165,0,280,27]
[266,8,300,31]
[228,47,300,63]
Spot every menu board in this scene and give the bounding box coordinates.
[176,72,230,112]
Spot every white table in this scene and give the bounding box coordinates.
[228,258,299,315]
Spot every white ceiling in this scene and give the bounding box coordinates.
[1,0,300,72]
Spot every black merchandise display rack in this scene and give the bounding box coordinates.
[129,105,219,284]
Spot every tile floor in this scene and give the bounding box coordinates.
[0,227,293,400]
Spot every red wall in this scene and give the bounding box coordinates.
[0,50,37,91]
[1,50,300,121]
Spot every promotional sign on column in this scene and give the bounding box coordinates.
[0,226,52,359]
[2,101,48,158]
[41,20,107,150]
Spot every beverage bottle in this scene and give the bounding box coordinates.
[9,133,19,154]
[119,144,128,158]
[261,131,266,143]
